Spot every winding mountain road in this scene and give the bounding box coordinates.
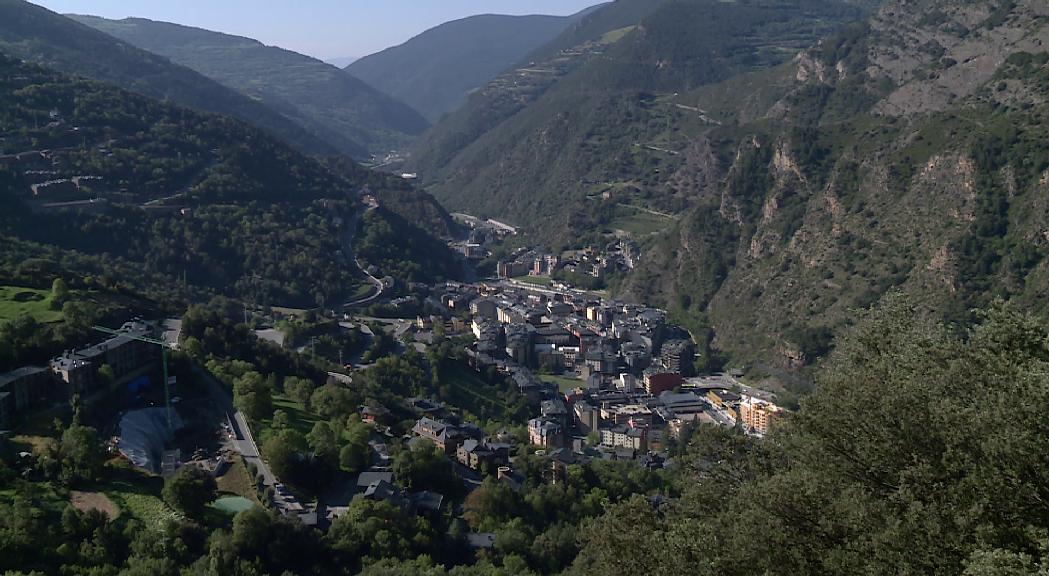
[343,204,384,307]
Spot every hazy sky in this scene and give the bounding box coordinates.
[33,1,602,61]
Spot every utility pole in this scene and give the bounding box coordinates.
[92,325,177,431]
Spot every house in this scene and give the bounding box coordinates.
[528,418,563,448]
[363,479,408,508]
[457,438,509,471]
[362,478,444,515]
[456,439,490,470]
[408,491,444,513]
[599,425,647,451]
[408,397,444,416]
[356,471,394,493]
[360,404,391,425]
[412,417,462,454]
[541,398,569,429]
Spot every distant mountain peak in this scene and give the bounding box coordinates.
[346,6,600,123]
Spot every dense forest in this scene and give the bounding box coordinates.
[0,53,458,310]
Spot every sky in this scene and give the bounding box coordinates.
[33,0,602,62]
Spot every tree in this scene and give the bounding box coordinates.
[307,422,338,464]
[391,440,458,496]
[262,430,307,483]
[181,336,204,360]
[325,498,434,570]
[58,424,107,485]
[162,466,218,520]
[233,371,272,422]
[308,385,355,420]
[339,416,372,474]
[285,376,316,407]
[271,410,291,431]
[97,364,115,388]
[51,277,69,308]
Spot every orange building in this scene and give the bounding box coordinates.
[739,396,785,435]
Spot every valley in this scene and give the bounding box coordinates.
[0,0,1048,574]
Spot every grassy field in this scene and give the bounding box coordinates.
[608,205,674,237]
[0,285,64,324]
[512,275,552,287]
[216,456,261,504]
[103,476,183,530]
[260,395,320,441]
[348,281,376,302]
[543,374,586,393]
[600,25,637,45]
[442,362,505,422]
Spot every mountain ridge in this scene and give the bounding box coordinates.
[0,0,338,156]
[71,14,430,158]
[346,7,604,123]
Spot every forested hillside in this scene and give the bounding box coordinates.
[0,54,457,309]
[72,15,430,157]
[412,0,1049,373]
[346,9,598,123]
[408,0,872,219]
[0,0,336,156]
[565,299,1049,576]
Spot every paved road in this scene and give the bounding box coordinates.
[343,205,385,307]
[194,366,281,499]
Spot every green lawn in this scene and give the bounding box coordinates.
[348,281,375,301]
[543,374,586,393]
[442,362,505,422]
[216,456,261,504]
[512,275,552,287]
[600,25,637,45]
[101,475,183,530]
[607,205,673,237]
[0,285,64,324]
[261,395,320,438]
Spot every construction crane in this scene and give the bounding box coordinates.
[92,325,177,430]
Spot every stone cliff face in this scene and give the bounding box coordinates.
[620,0,1049,371]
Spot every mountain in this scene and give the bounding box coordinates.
[346,7,604,123]
[409,0,874,225]
[70,15,430,158]
[0,0,336,156]
[412,0,1049,375]
[0,53,460,310]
